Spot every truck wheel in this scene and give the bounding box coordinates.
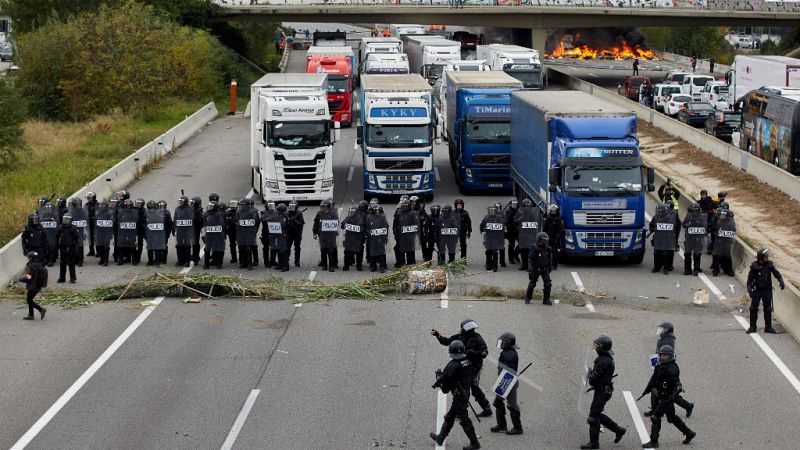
[628,250,645,265]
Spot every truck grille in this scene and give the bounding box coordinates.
[585,232,624,240]
[329,100,343,110]
[377,174,421,190]
[573,210,635,226]
[472,153,510,165]
[585,242,624,250]
[375,159,424,170]
[476,169,510,183]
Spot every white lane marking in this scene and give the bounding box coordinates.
[644,212,652,222]
[485,356,544,392]
[181,245,205,273]
[440,273,449,309]
[571,271,594,312]
[434,166,441,182]
[347,166,355,182]
[622,391,650,444]
[220,389,261,450]
[308,271,317,282]
[587,73,599,78]
[11,297,165,450]
[435,390,447,450]
[698,273,727,301]
[733,314,800,395]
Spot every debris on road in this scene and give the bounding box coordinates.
[182,297,201,304]
[692,290,710,306]
[406,269,447,294]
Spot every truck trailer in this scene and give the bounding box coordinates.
[476,44,545,90]
[250,73,339,202]
[510,91,654,262]
[402,35,460,84]
[358,37,403,76]
[444,71,523,192]
[306,46,355,126]
[726,55,800,108]
[358,74,435,198]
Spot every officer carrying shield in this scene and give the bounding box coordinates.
[711,204,736,277]
[436,204,460,266]
[236,198,260,270]
[225,200,239,264]
[682,203,706,276]
[173,196,195,268]
[341,206,366,271]
[515,198,541,271]
[641,345,696,448]
[504,199,520,264]
[393,198,419,267]
[269,203,290,272]
[313,199,339,272]
[491,332,523,436]
[480,204,506,272]
[644,323,694,418]
[94,201,114,266]
[144,200,167,267]
[649,203,680,274]
[202,201,227,269]
[366,203,389,273]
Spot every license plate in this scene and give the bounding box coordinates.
[594,251,614,257]
[488,183,503,188]
[391,190,408,195]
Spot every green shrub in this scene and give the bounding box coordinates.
[0,78,28,170]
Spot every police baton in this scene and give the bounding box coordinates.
[455,381,482,423]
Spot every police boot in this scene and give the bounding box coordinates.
[499,250,506,268]
[230,245,237,264]
[507,408,523,435]
[438,254,446,266]
[747,309,758,333]
[542,283,552,305]
[764,309,777,334]
[490,412,507,433]
[462,422,481,450]
[449,253,455,263]
[683,256,692,275]
[87,245,95,257]
[429,433,445,446]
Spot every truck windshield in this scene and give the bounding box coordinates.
[465,121,511,144]
[327,75,349,94]
[367,124,430,148]
[564,167,643,195]
[426,65,444,80]
[506,70,542,89]
[267,122,330,149]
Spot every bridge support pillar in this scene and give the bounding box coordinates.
[531,28,547,57]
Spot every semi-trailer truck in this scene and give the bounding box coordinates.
[725,55,800,108]
[445,71,523,192]
[390,24,426,37]
[363,53,410,75]
[313,31,347,47]
[358,37,403,76]
[357,74,436,198]
[433,60,491,135]
[402,36,460,84]
[476,44,545,90]
[250,73,340,202]
[510,90,654,262]
[306,46,355,126]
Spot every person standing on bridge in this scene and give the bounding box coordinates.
[632,58,639,76]
[580,335,626,449]
[746,248,785,334]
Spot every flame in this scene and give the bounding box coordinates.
[546,39,659,61]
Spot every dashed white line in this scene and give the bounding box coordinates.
[434,166,441,182]
[440,274,449,309]
[571,271,595,312]
[733,315,800,395]
[435,390,447,450]
[623,391,650,444]
[220,389,261,450]
[698,273,727,301]
[347,166,354,182]
[11,297,165,450]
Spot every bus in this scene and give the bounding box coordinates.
[739,87,800,174]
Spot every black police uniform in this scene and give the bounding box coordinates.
[543,211,565,269]
[641,358,695,447]
[493,342,522,433]
[583,348,626,449]
[55,223,80,283]
[430,355,481,449]
[504,204,520,263]
[21,259,47,319]
[525,240,552,305]
[747,259,785,333]
[287,208,305,267]
[86,198,98,256]
[22,221,47,263]
[436,331,492,414]
[454,205,472,259]
[225,206,238,264]
[341,213,366,271]
[645,331,694,418]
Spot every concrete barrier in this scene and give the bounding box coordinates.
[0,102,218,288]
[547,67,800,202]
[648,170,800,343]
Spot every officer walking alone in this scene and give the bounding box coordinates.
[641,345,696,448]
[491,332,523,436]
[525,232,553,305]
[746,248,785,334]
[430,341,482,450]
[432,320,493,417]
[581,336,626,449]
[19,251,47,320]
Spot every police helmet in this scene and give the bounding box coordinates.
[56,197,67,208]
[593,335,613,353]
[757,248,770,262]
[62,213,73,224]
[370,203,380,214]
[719,201,730,210]
[378,206,385,214]
[460,319,478,333]
[358,200,369,211]
[123,199,134,208]
[38,196,49,207]
[228,200,239,209]
[688,203,701,213]
[109,197,119,207]
[410,195,420,204]
[658,344,674,356]
[657,322,674,336]
[267,201,276,212]
[454,198,464,208]
[209,192,220,203]
[178,196,189,207]
[348,206,357,217]
[487,205,498,215]
[27,251,39,259]
[497,331,518,350]
[86,192,96,201]
[207,201,218,212]
[134,198,145,209]
[430,204,441,216]
[320,199,331,210]
[448,340,467,360]
[99,201,109,210]
[146,200,157,209]
[157,200,167,210]
[442,205,452,215]
[70,197,82,208]
[510,199,518,209]
[548,204,559,215]
[522,198,533,208]
[28,213,39,225]
[277,203,288,213]
[327,197,336,208]
[369,198,380,207]
[399,199,411,212]
[288,200,299,212]
[493,201,502,211]
[240,197,254,207]
[118,190,130,201]
[536,232,549,243]
[717,191,727,199]
[190,197,202,209]
[400,194,410,203]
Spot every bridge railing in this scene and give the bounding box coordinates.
[214,0,800,13]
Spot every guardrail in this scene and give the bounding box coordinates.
[0,102,219,288]
[214,0,800,13]
[648,170,800,343]
[546,67,800,202]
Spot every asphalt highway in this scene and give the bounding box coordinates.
[2,43,800,450]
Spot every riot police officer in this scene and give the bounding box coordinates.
[644,322,695,418]
[157,200,173,264]
[366,204,389,273]
[313,199,339,272]
[641,345,696,448]
[430,341,481,450]
[436,205,460,266]
[236,198,260,270]
[38,202,59,266]
[287,200,305,267]
[711,204,735,277]
[525,232,553,305]
[55,196,68,221]
[649,203,680,274]
[85,192,98,257]
[173,196,195,268]
[480,204,505,272]
[190,197,204,265]
[22,213,46,263]
[68,198,88,266]
[132,198,146,265]
[393,198,419,267]
[225,200,239,264]
[491,332,523,436]
[543,205,565,270]
[421,203,438,262]
[746,248,785,334]
[144,200,166,266]
[116,199,139,265]
[202,201,227,269]
[94,201,115,266]
[454,199,472,260]
[393,195,410,267]
[341,206,366,271]
[432,320,493,417]
[261,202,277,267]
[269,203,290,272]
[55,213,80,283]
[504,199,520,264]
[581,336,627,449]
[682,203,706,276]
[515,198,541,271]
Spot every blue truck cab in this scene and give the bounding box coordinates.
[510,91,655,263]
[444,71,523,193]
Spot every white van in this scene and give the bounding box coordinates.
[699,81,730,110]
[653,83,684,112]
[681,75,715,100]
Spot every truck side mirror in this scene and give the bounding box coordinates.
[548,185,557,193]
[548,167,561,189]
[333,121,341,142]
[357,125,364,145]
[646,167,655,191]
[257,122,265,145]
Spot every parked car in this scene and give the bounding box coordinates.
[653,83,684,112]
[663,71,689,84]
[664,93,693,116]
[704,110,741,142]
[677,101,715,127]
[699,81,730,110]
[0,42,12,62]
[681,74,715,100]
[618,75,650,101]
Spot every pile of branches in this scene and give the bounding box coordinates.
[22,259,467,309]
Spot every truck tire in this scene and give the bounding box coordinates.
[628,249,645,265]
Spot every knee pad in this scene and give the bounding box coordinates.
[749,304,759,313]
[544,282,552,289]
[666,415,676,424]
[493,397,504,408]
[587,416,598,426]
[650,416,660,425]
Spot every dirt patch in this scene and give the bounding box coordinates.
[638,121,800,286]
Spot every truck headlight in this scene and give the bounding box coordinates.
[465,168,472,181]
[342,114,349,120]
[636,229,644,242]
[564,230,574,244]
[267,181,279,190]
[423,172,430,187]
[321,178,334,189]
[368,174,377,188]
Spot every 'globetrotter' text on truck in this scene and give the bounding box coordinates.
[358,74,436,198]
[510,91,655,263]
[250,73,340,202]
[444,71,523,192]
[306,46,355,126]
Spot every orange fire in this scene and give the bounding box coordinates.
[546,39,659,61]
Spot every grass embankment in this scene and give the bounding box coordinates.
[0,100,203,247]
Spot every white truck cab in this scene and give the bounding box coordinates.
[681,74,715,100]
[476,44,544,90]
[363,53,410,75]
[699,81,730,110]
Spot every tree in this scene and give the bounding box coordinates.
[0,78,28,170]
[641,26,732,59]
[0,0,115,33]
